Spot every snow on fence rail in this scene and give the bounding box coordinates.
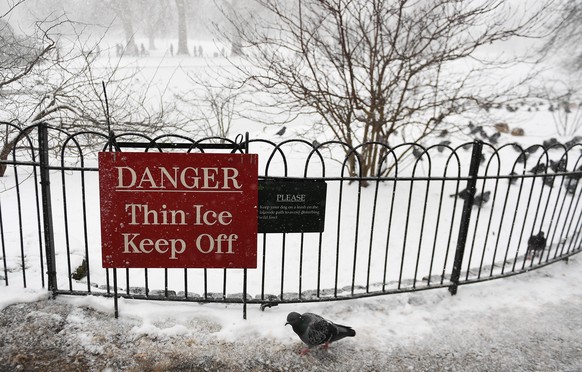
[1,122,581,313]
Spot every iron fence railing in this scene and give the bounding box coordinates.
[1,122,581,317]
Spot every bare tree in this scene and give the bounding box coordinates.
[175,78,240,140]
[540,0,582,71]
[135,0,173,51]
[111,0,139,55]
[219,0,245,57]
[220,0,553,177]
[175,0,189,55]
[543,79,582,137]
[0,3,194,176]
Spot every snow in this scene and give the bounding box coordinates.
[1,255,581,370]
[0,286,50,311]
[1,31,582,371]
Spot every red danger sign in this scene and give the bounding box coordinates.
[98,152,258,268]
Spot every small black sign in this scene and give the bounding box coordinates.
[258,179,327,233]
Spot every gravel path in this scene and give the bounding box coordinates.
[1,259,582,371]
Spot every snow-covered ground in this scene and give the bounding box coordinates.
[1,254,581,371]
[1,29,582,370]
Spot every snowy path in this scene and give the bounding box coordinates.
[1,255,581,371]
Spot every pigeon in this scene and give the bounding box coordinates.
[438,129,449,137]
[508,171,519,185]
[437,140,451,153]
[285,312,356,354]
[549,159,567,173]
[412,147,425,161]
[450,189,490,206]
[570,165,582,180]
[488,132,501,144]
[516,152,528,163]
[527,231,546,259]
[450,188,471,200]
[565,136,582,149]
[275,126,287,136]
[528,163,546,174]
[478,128,489,141]
[542,176,555,188]
[511,143,522,152]
[543,138,560,149]
[473,191,491,207]
[565,179,578,194]
[469,125,483,135]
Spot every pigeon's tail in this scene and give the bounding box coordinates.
[332,324,356,342]
[342,326,356,337]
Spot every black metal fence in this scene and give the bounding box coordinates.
[1,122,581,316]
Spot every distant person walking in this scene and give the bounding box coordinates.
[170,43,174,57]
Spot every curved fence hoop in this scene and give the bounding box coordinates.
[0,125,580,317]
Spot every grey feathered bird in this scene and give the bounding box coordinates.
[488,132,501,144]
[472,191,491,207]
[450,189,490,207]
[286,312,356,354]
[437,140,451,153]
[528,163,547,174]
[549,159,567,173]
[527,231,546,259]
[450,188,471,200]
[412,147,425,161]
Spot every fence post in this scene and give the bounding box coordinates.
[38,122,57,297]
[243,132,249,320]
[449,140,483,295]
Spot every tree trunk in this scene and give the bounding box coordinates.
[0,127,34,177]
[148,34,157,51]
[116,0,139,56]
[0,143,12,177]
[175,0,189,55]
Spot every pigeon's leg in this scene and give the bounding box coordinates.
[299,348,311,355]
[320,342,330,350]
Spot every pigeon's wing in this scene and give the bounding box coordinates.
[457,189,469,199]
[527,234,546,251]
[303,313,331,346]
[306,318,332,346]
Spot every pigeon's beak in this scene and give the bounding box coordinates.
[285,322,289,326]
